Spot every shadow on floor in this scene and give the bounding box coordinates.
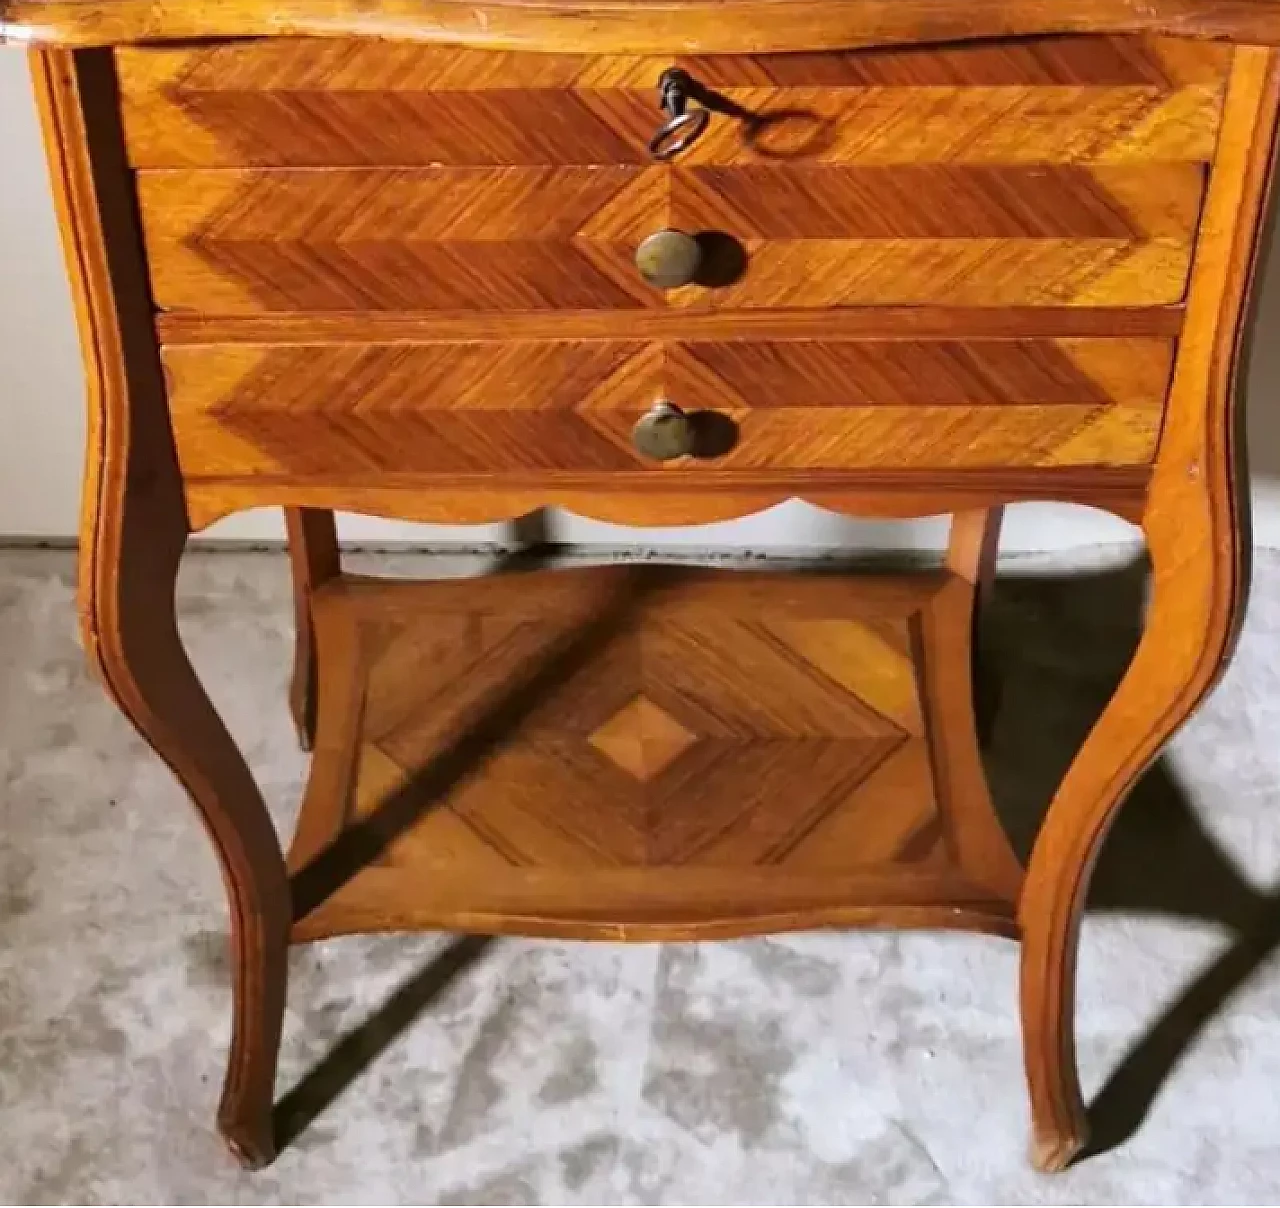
[275,549,1278,1164]
[275,935,494,1152]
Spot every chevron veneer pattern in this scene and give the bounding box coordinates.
[117,36,1231,167]
[160,337,1173,477]
[120,34,1228,312]
[134,159,1209,311]
[132,166,1210,313]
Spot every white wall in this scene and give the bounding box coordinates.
[4,51,1280,553]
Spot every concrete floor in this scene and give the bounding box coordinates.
[2,546,1280,1203]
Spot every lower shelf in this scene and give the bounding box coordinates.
[286,563,1024,942]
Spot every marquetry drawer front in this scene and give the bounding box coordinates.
[160,336,1173,478]
[118,36,1231,313]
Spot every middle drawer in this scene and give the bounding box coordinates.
[136,163,1204,313]
[160,334,1173,479]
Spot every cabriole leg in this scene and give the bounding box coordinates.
[83,505,291,1168]
[1017,44,1277,1171]
[36,47,293,1168]
[1017,493,1244,1169]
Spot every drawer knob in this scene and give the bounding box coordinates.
[648,67,711,161]
[633,401,695,461]
[635,229,702,290]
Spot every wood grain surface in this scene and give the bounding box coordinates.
[9,0,1280,55]
[31,47,290,1169]
[183,466,1153,531]
[155,306,1188,344]
[284,507,339,752]
[161,336,1174,479]
[120,36,1227,313]
[115,38,1229,167]
[286,562,1022,942]
[136,166,1208,312]
[21,3,1280,1172]
[1017,44,1280,1172]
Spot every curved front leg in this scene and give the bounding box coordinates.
[1018,497,1245,1169]
[34,49,291,1168]
[83,503,291,1168]
[1017,45,1280,1173]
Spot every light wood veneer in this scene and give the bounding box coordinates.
[14,6,1278,1177]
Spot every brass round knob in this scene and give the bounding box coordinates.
[633,401,694,461]
[635,229,702,290]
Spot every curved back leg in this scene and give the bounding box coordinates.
[1017,46,1280,1172]
[285,508,340,751]
[34,48,292,1168]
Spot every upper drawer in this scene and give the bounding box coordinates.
[116,37,1231,168]
[118,36,1231,313]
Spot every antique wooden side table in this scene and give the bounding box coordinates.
[4,0,1278,1172]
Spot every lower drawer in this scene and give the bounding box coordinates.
[162,335,1172,482]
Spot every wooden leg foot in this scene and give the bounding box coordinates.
[215,910,288,1171]
[1029,1124,1088,1174]
[293,720,315,754]
[290,678,315,753]
[220,1110,278,1171]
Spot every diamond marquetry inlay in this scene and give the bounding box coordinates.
[290,567,966,873]
[286,564,1026,942]
[587,693,699,782]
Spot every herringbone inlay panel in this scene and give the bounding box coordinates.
[161,336,1173,476]
[285,566,1022,939]
[117,37,1231,167]
[135,163,1209,311]
[119,35,1229,312]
